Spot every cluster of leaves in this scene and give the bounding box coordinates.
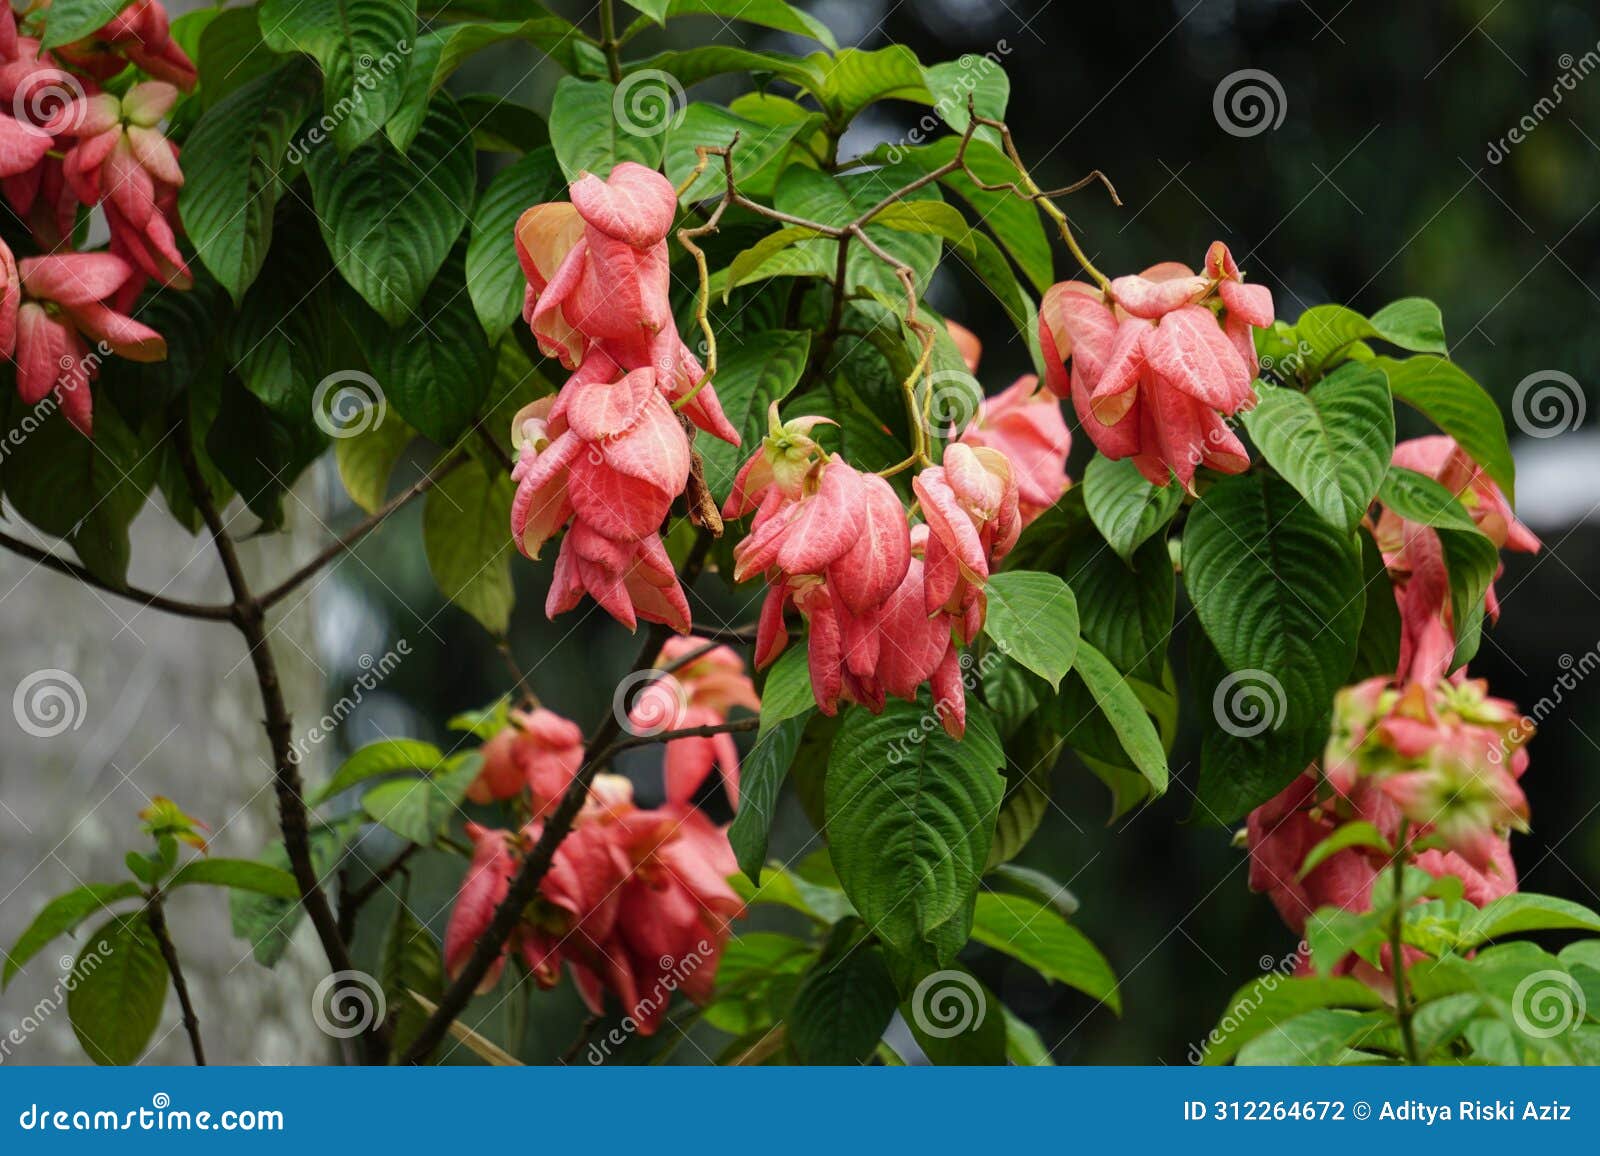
[1201,873,1600,1065]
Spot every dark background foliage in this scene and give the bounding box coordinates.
[321,0,1600,1062]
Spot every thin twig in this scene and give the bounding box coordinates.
[0,531,234,620]
[338,844,422,941]
[146,894,205,1065]
[609,716,758,754]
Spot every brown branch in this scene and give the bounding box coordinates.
[258,453,466,609]
[0,530,235,620]
[338,844,422,941]
[146,894,205,1065]
[609,715,758,754]
[173,428,390,1063]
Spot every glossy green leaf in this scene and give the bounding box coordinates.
[696,331,812,505]
[727,712,809,884]
[3,883,145,989]
[68,915,168,1066]
[361,755,483,845]
[971,892,1120,1011]
[982,570,1080,690]
[1377,355,1515,503]
[167,859,300,899]
[1081,454,1184,563]
[466,148,565,343]
[423,463,515,634]
[549,77,665,181]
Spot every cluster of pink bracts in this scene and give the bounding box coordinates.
[509,163,741,633]
[1039,242,1274,488]
[446,636,755,1032]
[1248,437,1541,988]
[0,1,192,433]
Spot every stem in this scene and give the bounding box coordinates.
[173,430,389,1063]
[610,715,758,754]
[146,894,205,1065]
[1388,821,1421,1065]
[258,454,466,609]
[0,531,234,620]
[598,0,622,83]
[338,844,421,941]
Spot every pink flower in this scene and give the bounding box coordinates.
[443,822,517,993]
[1039,241,1273,488]
[465,707,585,814]
[515,163,738,444]
[0,30,65,180]
[638,636,760,809]
[1,249,165,434]
[956,374,1069,526]
[54,0,198,91]
[914,443,1020,644]
[1373,436,1540,684]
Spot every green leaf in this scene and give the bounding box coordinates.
[696,331,811,505]
[1241,362,1394,533]
[1235,1007,1387,1065]
[826,699,1005,962]
[620,0,669,22]
[1200,975,1387,1064]
[203,373,325,529]
[788,928,899,1065]
[921,57,1009,139]
[1184,472,1364,731]
[3,883,145,989]
[466,148,565,344]
[39,0,128,47]
[1061,532,1174,683]
[1064,642,1169,795]
[1377,465,1483,532]
[634,47,827,99]
[970,891,1120,1012]
[1457,894,1600,949]
[197,7,286,110]
[361,755,483,845]
[1376,355,1515,503]
[981,570,1080,690]
[68,915,169,1065]
[179,60,322,304]
[382,901,445,1062]
[703,931,814,1036]
[727,713,809,884]
[423,464,515,634]
[902,965,1007,1065]
[622,0,837,48]
[1298,822,1393,879]
[312,740,446,805]
[810,46,926,123]
[259,0,417,154]
[549,77,665,181]
[1368,298,1447,353]
[664,104,804,204]
[230,819,360,966]
[1351,529,1402,680]
[773,162,942,301]
[167,859,300,899]
[1004,1005,1055,1066]
[721,227,828,301]
[307,93,475,326]
[1081,454,1183,563]
[757,646,815,732]
[334,416,415,515]
[984,718,1054,868]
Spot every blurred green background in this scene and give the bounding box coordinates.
[320,0,1600,1063]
